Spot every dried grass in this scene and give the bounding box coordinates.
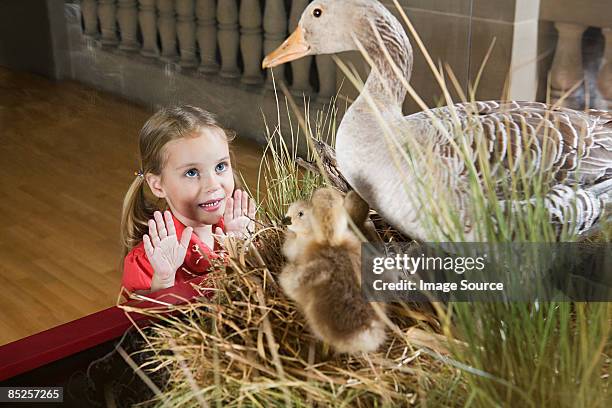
[120,227,464,407]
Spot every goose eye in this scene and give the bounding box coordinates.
[298,211,304,217]
[312,8,322,18]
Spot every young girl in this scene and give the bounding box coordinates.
[120,105,256,294]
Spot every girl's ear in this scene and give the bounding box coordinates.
[145,173,166,198]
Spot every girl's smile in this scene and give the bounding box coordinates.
[199,197,224,212]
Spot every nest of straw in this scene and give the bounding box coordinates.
[122,225,465,407]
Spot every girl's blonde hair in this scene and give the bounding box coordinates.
[120,105,236,258]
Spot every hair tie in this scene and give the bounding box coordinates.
[134,170,144,178]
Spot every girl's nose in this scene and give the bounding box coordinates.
[200,171,222,192]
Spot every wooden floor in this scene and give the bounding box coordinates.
[0,67,264,346]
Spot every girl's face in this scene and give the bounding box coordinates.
[147,128,235,227]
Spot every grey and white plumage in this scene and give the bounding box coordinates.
[264,0,612,241]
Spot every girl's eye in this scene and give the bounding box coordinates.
[215,162,228,173]
[185,168,199,178]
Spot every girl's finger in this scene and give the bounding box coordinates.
[224,197,234,221]
[248,196,256,220]
[148,219,161,247]
[179,226,193,248]
[164,210,176,237]
[213,227,226,246]
[248,197,257,234]
[233,189,242,218]
[154,211,168,240]
[240,190,248,216]
[143,234,154,258]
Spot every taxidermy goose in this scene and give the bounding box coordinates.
[263,0,612,241]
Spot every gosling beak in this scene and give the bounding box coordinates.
[262,26,310,68]
[281,216,292,226]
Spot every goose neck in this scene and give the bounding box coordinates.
[354,12,413,110]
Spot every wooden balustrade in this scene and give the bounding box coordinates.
[196,0,218,73]
[176,0,198,67]
[546,19,611,110]
[217,0,240,78]
[77,0,338,102]
[263,0,287,87]
[117,0,139,51]
[598,28,612,109]
[80,0,99,39]
[157,0,179,62]
[550,23,587,99]
[139,0,158,57]
[240,0,263,85]
[316,55,336,102]
[98,0,119,46]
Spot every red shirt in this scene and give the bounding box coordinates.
[122,212,225,292]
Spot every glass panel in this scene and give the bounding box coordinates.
[1,0,610,380]
[0,0,474,344]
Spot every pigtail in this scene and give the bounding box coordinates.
[120,173,156,259]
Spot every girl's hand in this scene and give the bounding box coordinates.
[143,210,193,291]
[222,189,257,239]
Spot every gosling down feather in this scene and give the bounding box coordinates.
[263,0,612,241]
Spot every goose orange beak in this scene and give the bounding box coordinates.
[262,27,310,68]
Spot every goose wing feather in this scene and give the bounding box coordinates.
[407,101,612,236]
[410,101,612,188]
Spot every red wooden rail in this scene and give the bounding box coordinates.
[0,277,208,381]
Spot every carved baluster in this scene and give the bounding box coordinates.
[550,22,587,104]
[117,0,139,51]
[176,0,198,67]
[157,0,178,62]
[217,0,240,78]
[263,0,287,88]
[288,0,312,95]
[80,0,99,39]
[98,0,118,46]
[316,55,337,102]
[196,0,219,74]
[597,28,612,109]
[138,0,158,57]
[239,0,263,84]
